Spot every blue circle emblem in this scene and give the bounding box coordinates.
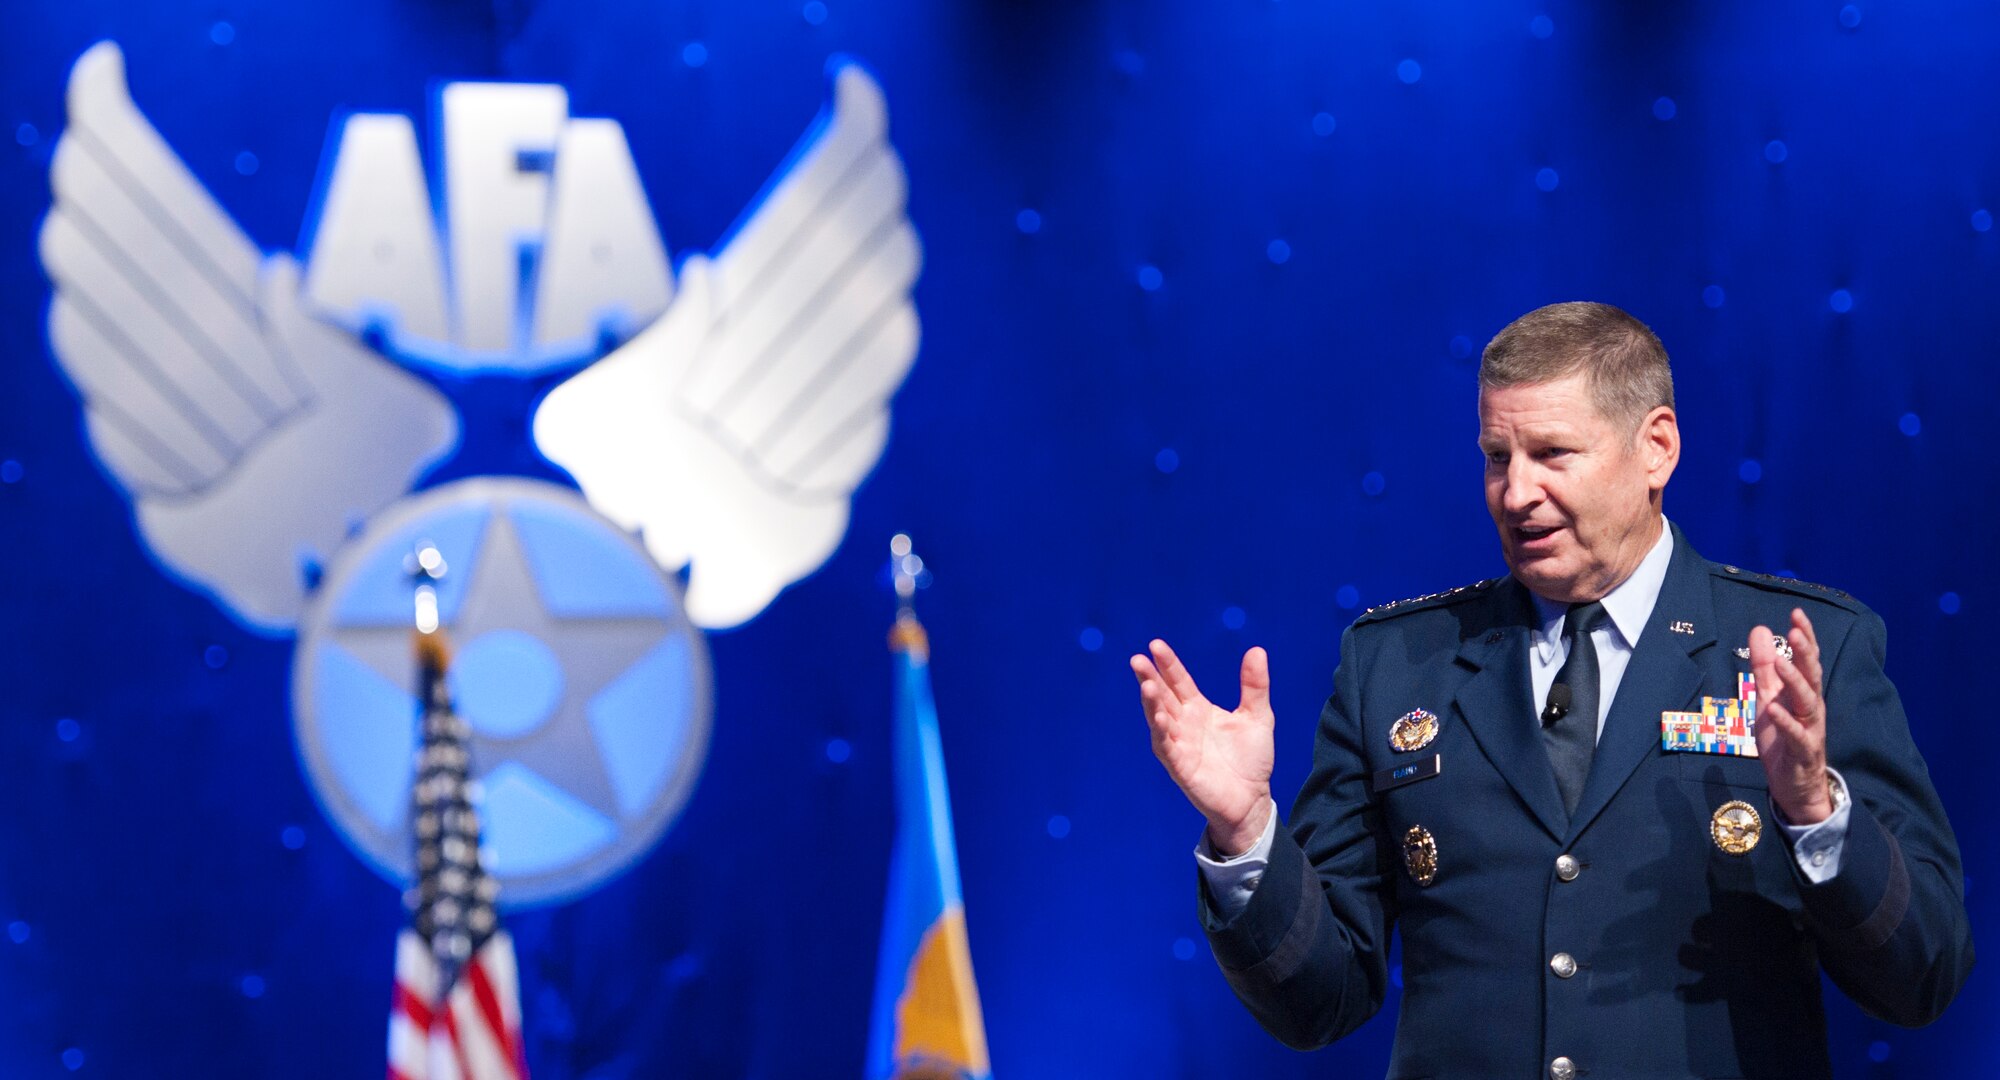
[293,477,712,906]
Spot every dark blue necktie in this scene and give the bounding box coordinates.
[1544,601,1606,818]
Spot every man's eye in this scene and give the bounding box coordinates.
[1484,451,1508,466]
[1537,447,1573,460]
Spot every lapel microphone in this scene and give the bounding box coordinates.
[1542,683,1572,727]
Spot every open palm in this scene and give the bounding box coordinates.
[1132,639,1276,854]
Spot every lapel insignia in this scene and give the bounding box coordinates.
[1388,708,1440,752]
[1710,800,1762,855]
[1732,634,1794,662]
[1402,824,1438,885]
[1670,620,1694,634]
[1662,673,1760,756]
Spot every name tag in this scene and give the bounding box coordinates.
[1373,753,1441,793]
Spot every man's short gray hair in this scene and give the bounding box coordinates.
[1479,302,1675,434]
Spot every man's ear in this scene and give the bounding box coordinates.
[1638,405,1680,491]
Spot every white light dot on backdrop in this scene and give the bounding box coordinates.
[1535,168,1560,192]
[1702,285,1726,309]
[1078,627,1104,652]
[801,1,827,25]
[1867,1040,1891,1062]
[1336,585,1361,610]
[234,151,259,176]
[6,921,27,945]
[1171,937,1197,961]
[1828,289,1854,314]
[62,1049,83,1073]
[210,20,236,45]
[1113,50,1145,77]
[1015,208,1041,234]
[55,717,80,743]
[1899,412,1922,437]
[1361,471,1386,497]
[1973,209,1993,233]
[14,122,37,147]
[204,644,229,670]
[1266,239,1291,265]
[1764,140,1789,164]
[1311,112,1336,137]
[1449,335,1473,360]
[1154,448,1179,474]
[682,42,708,67]
[1939,592,1961,615]
[240,974,266,999]
[1529,14,1554,38]
[1396,59,1423,85]
[0,459,23,483]
[1738,458,1762,484]
[1840,5,1864,29]
[1137,264,1164,292]
[1652,96,1677,121]
[1221,606,1246,630]
[824,737,851,764]
[280,825,307,850]
[1046,814,1071,839]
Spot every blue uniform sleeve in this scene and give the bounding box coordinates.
[1792,608,1974,1026]
[1198,625,1393,1049]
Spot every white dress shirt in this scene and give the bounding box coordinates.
[1197,519,1850,916]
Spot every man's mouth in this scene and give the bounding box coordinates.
[1513,523,1565,551]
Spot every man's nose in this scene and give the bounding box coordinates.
[1501,460,1543,514]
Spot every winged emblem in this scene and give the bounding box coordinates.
[533,64,921,629]
[40,43,458,633]
[39,42,921,633]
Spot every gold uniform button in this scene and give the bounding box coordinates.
[1550,952,1578,979]
[1555,853,1580,881]
[1550,1056,1577,1080]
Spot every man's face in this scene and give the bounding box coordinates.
[1479,373,1673,603]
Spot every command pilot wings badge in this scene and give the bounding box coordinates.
[40,41,922,904]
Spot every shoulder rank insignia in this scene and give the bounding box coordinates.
[1361,577,1498,620]
[1388,708,1440,752]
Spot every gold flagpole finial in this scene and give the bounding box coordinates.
[888,533,930,657]
[406,541,451,670]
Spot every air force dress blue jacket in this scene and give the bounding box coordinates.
[1201,525,1973,1079]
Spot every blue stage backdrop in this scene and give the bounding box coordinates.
[1,1,1994,1076]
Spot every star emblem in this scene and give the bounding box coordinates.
[328,507,667,824]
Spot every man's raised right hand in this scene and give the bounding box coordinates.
[1132,639,1276,857]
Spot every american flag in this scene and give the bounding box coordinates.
[388,563,528,1080]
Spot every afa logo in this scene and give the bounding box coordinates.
[40,43,921,904]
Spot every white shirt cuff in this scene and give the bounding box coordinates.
[1778,767,1851,885]
[1193,799,1278,919]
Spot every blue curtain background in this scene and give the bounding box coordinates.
[0,1,1993,1076]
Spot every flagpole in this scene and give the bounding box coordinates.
[868,534,992,1080]
[887,532,928,660]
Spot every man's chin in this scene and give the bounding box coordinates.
[1508,556,1583,604]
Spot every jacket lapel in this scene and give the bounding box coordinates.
[1564,524,1716,843]
[1451,580,1569,842]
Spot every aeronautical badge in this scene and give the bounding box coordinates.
[1402,824,1438,886]
[1710,800,1762,855]
[1733,634,1794,662]
[1388,708,1440,752]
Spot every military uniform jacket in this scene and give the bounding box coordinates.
[1202,526,1973,1079]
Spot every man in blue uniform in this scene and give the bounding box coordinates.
[1133,302,1973,1079]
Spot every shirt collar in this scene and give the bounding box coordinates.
[1531,517,1675,660]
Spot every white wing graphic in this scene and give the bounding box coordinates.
[534,62,921,629]
[39,43,459,632]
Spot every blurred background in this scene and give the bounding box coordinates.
[1,0,1995,1076]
